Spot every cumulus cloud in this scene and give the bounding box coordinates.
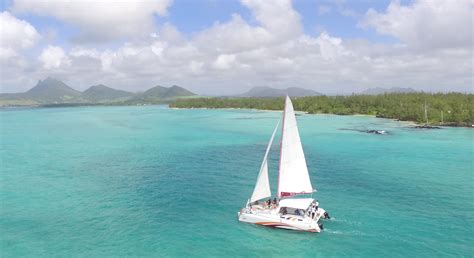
[213,54,237,70]
[194,0,302,54]
[241,0,302,40]
[11,0,173,42]
[46,29,469,94]
[306,32,348,60]
[0,11,39,59]
[361,0,474,49]
[194,14,271,53]
[1,0,472,94]
[39,45,70,69]
[0,11,40,92]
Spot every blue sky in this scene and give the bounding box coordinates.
[2,0,404,48]
[0,0,471,94]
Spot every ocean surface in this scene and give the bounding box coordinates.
[1,106,472,257]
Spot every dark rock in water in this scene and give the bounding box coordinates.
[339,128,389,135]
[366,130,388,135]
[413,125,441,129]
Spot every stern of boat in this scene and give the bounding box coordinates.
[238,208,323,233]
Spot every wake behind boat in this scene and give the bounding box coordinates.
[238,96,330,233]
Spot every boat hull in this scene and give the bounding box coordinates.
[238,210,321,233]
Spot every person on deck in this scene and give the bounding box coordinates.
[311,205,317,219]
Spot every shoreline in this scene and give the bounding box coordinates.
[170,106,472,128]
[169,106,284,113]
[2,104,471,128]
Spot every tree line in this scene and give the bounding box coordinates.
[170,93,473,127]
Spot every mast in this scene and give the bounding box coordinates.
[277,96,287,198]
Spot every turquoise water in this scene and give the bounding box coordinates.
[1,106,473,257]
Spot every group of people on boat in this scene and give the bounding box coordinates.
[252,198,278,209]
[250,198,330,220]
[277,200,320,220]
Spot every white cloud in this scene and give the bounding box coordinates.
[189,61,204,75]
[156,23,185,44]
[11,0,173,42]
[194,0,302,54]
[1,0,472,94]
[307,32,348,60]
[213,54,237,70]
[39,45,70,69]
[0,48,16,59]
[69,47,100,58]
[194,14,272,53]
[361,0,473,49]
[241,0,302,40]
[0,11,39,58]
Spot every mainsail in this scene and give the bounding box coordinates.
[250,118,280,202]
[278,96,314,197]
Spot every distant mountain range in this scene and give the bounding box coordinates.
[0,77,196,106]
[360,87,417,95]
[0,79,425,107]
[237,86,321,97]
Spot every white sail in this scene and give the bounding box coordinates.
[251,160,270,203]
[250,118,280,202]
[278,96,314,197]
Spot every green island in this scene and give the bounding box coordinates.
[171,93,474,127]
[2,78,472,127]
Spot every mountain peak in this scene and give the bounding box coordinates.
[86,84,111,91]
[25,77,81,103]
[43,76,60,82]
[141,85,195,99]
[31,77,70,91]
[83,84,133,102]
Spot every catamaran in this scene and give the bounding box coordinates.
[238,96,330,232]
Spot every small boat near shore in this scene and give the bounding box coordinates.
[238,96,329,233]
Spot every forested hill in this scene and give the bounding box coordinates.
[171,93,473,127]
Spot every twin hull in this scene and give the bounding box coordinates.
[238,211,321,233]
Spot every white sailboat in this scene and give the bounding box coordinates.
[238,96,330,233]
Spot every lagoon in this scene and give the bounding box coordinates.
[0,106,472,256]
